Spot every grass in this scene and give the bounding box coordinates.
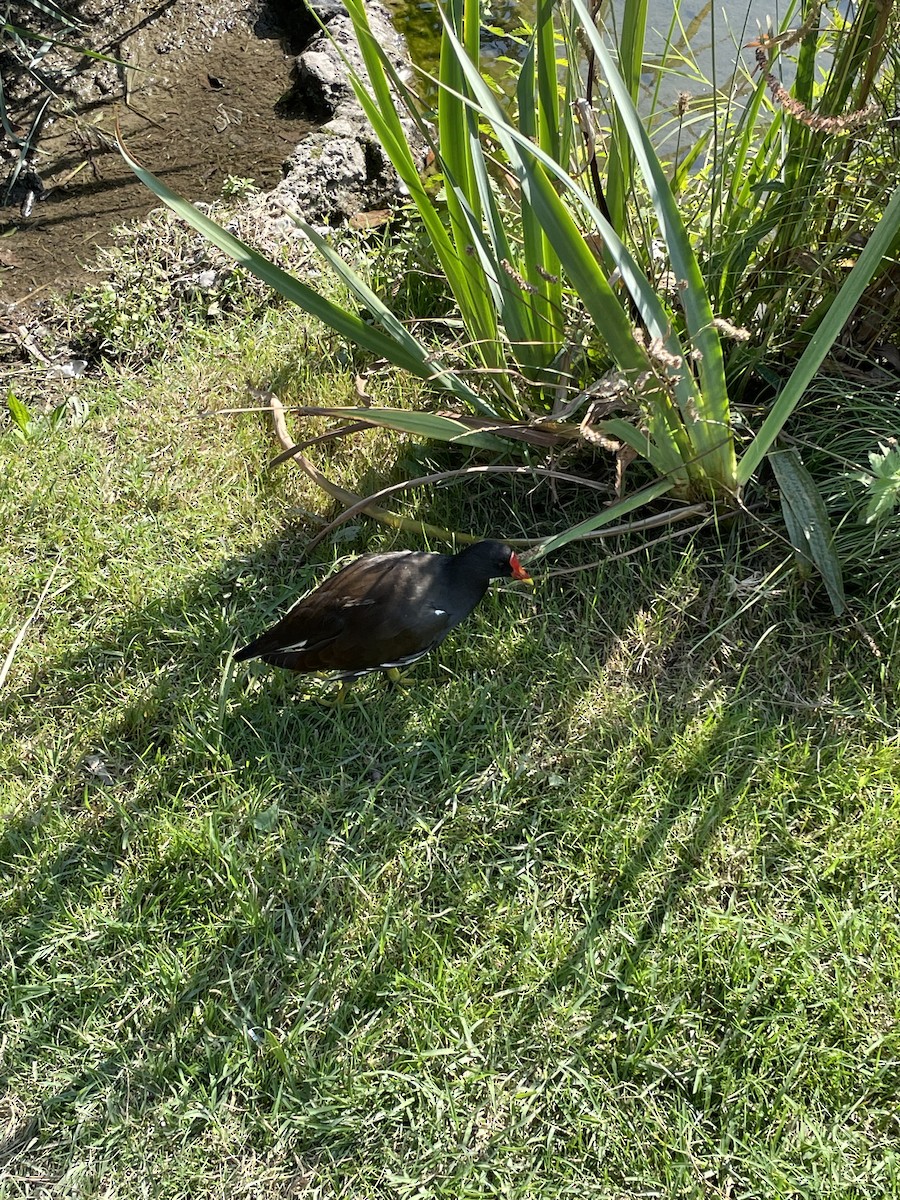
[2,286,900,1199]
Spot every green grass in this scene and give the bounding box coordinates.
[2,296,900,1199]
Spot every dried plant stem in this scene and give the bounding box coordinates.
[304,463,614,556]
[268,422,371,467]
[256,387,478,548]
[205,401,581,451]
[255,387,710,557]
[0,559,61,691]
[749,25,880,133]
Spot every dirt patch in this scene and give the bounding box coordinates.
[1,0,310,302]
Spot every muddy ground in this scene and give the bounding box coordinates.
[1,0,311,302]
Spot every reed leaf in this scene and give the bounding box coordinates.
[282,405,514,450]
[528,477,676,560]
[116,136,487,412]
[737,179,900,486]
[770,447,845,615]
[603,0,648,234]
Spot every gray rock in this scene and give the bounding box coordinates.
[267,129,397,226]
[295,46,351,120]
[263,0,422,227]
[292,7,407,123]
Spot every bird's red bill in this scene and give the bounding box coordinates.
[509,552,533,584]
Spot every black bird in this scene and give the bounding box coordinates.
[234,540,532,696]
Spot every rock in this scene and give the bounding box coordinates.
[264,129,398,226]
[2,169,45,211]
[295,48,350,121]
[259,0,422,227]
[292,7,407,122]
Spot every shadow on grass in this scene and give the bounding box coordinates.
[0,529,863,1179]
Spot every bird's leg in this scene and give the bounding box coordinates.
[384,667,413,690]
[317,678,352,707]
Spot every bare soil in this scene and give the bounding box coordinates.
[1,0,309,302]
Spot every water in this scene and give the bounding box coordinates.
[2,5,304,303]
[638,0,787,90]
[392,0,802,130]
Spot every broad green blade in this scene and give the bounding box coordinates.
[343,0,507,383]
[604,0,648,233]
[528,477,676,560]
[535,0,561,165]
[6,389,30,433]
[444,175,546,383]
[117,136,486,411]
[436,0,497,351]
[297,218,495,413]
[737,179,900,486]
[435,29,674,361]
[291,406,514,450]
[531,0,565,347]
[594,416,684,478]
[770,447,845,615]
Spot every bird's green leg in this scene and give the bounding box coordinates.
[317,678,352,707]
[384,667,413,690]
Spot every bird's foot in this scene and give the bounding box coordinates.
[315,680,353,708]
[384,667,413,690]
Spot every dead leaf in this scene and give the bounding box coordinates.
[83,754,116,785]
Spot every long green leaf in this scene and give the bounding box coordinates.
[342,0,507,383]
[531,0,565,346]
[291,405,513,450]
[436,0,500,357]
[116,137,488,412]
[462,21,563,379]
[337,0,473,283]
[528,477,675,559]
[444,175,544,384]
[296,217,497,414]
[769,447,845,615]
[433,32,676,367]
[737,180,900,486]
[2,24,125,61]
[535,0,561,166]
[594,416,685,477]
[515,36,563,360]
[436,16,550,384]
[604,0,648,233]
[19,0,80,26]
[6,389,31,434]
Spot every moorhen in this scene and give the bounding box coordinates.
[234,540,532,697]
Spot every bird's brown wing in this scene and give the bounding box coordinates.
[311,601,452,673]
[237,549,422,667]
[234,576,351,664]
[240,604,344,661]
[236,552,440,671]
[302,554,453,671]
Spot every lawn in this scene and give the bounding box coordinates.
[1,302,899,1198]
